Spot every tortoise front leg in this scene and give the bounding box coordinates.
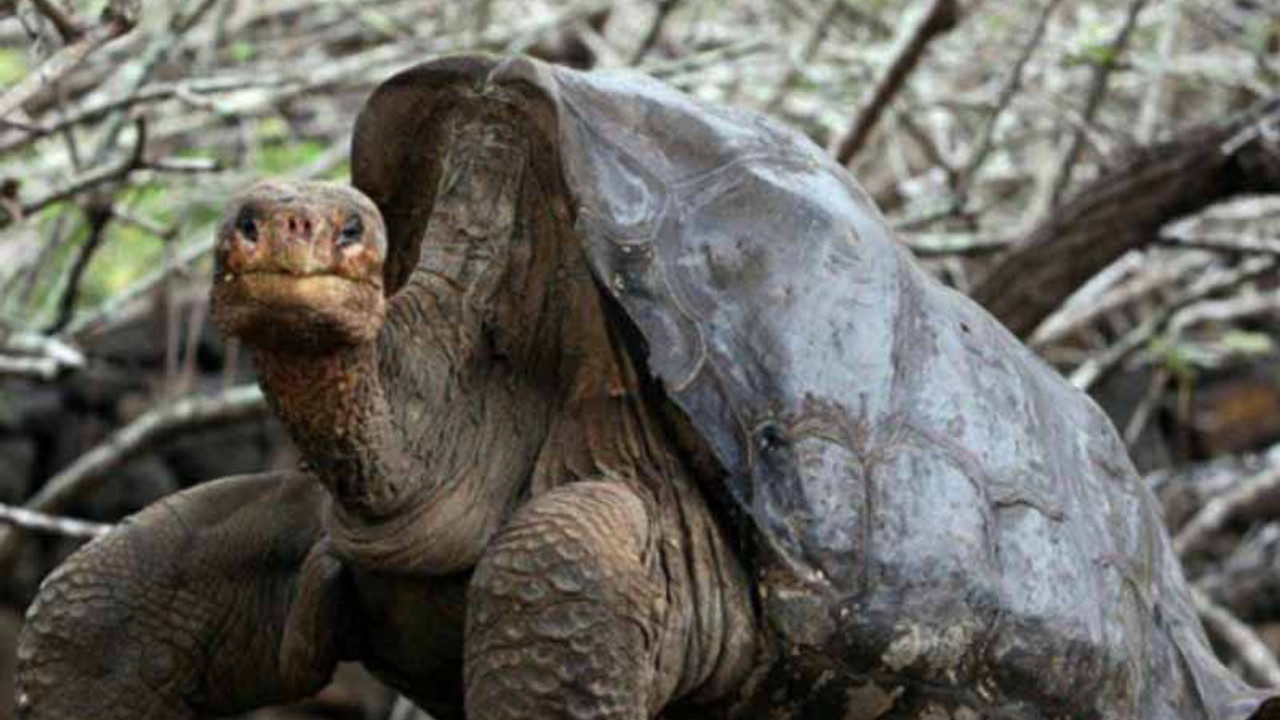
[15,471,348,720]
[465,482,669,720]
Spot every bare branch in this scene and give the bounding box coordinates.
[972,93,1280,338]
[1158,233,1280,257]
[1043,0,1151,208]
[1192,586,1280,687]
[1135,0,1183,142]
[27,0,85,43]
[0,383,268,564]
[1175,463,1280,558]
[1068,257,1276,390]
[0,75,285,155]
[764,0,845,113]
[630,0,683,65]
[0,354,72,380]
[0,0,138,121]
[902,233,1010,258]
[955,0,1065,204]
[0,328,85,379]
[65,236,214,340]
[1030,253,1209,348]
[1168,287,1280,333]
[0,502,111,539]
[832,0,961,166]
[1,120,216,228]
[46,204,113,334]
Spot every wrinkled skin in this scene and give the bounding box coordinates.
[16,95,755,720]
[16,53,1280,720]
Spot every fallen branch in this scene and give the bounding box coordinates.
[0,383,267,564]
[0,502,111,539]
[972,93,1280,338]
[832,0,960,166]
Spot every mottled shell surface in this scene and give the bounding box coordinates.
[352,54,1279,720]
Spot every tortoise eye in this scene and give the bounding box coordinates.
[338,214,363,248]
[234,206,257,243]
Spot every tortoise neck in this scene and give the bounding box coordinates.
[252,340,414,519]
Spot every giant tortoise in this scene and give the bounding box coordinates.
[15,53,1279,720]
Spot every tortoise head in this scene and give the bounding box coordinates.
[211,180,388,352]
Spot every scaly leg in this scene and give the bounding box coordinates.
[465,482,668,720]
[16,471,348,720]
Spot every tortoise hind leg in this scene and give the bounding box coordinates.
[465,482,668,720]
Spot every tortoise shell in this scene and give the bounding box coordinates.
[352,54,1278,720]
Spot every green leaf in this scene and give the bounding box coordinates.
[230,41,256,63]
[1220,330,1275,356]
[0,48,28,88]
